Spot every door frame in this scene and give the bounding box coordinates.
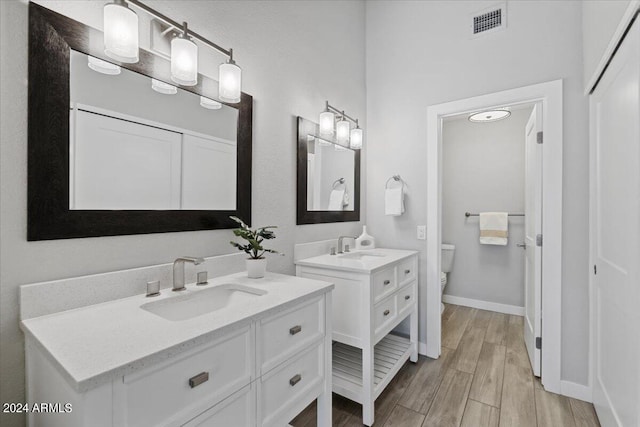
[425,79,563,394]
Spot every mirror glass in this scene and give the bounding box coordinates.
[69,50,238,210]
[306,136,355,211]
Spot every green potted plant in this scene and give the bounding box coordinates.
[229,216,280,278]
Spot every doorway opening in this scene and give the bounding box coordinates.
[425,80,563,394]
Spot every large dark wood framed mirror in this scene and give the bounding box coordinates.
[296,117,360,224]
[28,3,252,240]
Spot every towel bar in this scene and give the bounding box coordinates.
[465,212,524,217]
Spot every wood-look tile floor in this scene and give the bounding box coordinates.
[290,304,600,427]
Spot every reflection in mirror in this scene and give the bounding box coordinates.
[69,50,238,210]
[306,136,355,211]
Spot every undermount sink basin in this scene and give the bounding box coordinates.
[141,284,267,321]
[338,252,387,260]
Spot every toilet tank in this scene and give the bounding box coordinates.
[441,243,456,273]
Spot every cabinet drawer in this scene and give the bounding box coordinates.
[182,383,255,427]
[119,326,253,427]
[258,296,324,374]
[398,258,416,286]
[374,294,398,334]
[372,267,397,303]
[258,343,324,427]
[398,283,416,315]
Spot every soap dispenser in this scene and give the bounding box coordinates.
[355,225,376,250]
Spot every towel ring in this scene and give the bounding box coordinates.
[385,175,405,191]
[332,178,346,189]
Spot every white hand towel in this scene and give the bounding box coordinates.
[385,187,405,216]
[479,212,508,245]
[328,189,345,210]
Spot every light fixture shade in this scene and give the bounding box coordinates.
[218,61,242,103]
[151,78,177,95]
[200,96,222,110]
[336,119,350,145]
[103,1,139,64]
[350,127,363,149]
[468,109,511,123]
[88,56,121,75]
[171,36,198,86]
[319,111,335,135]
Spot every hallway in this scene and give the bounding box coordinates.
[291,304,600,426]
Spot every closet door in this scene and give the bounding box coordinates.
[590,18,639,427]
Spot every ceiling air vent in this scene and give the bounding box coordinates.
[471,3,507,37]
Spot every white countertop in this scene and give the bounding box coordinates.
[20,272,333,393]
[295,248,418,274]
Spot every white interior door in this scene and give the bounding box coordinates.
[524,104,542,377]
[590,18,639,427]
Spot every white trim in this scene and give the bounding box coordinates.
[584,1,640,94]
[442,295,524,316]
[560,380,592,403]
[426,79,563,394]
[418,341,427,356]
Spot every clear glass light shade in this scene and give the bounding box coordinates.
[319,111,335,135]
[218,62,242,103]
[171,36,198,86]
[88,56,121,75]
[200,96,222,110]
[336,119,351,145]
[151,79,177,95]
[468,109,511,123]
[350,127,363,149]
[103,2,139,63]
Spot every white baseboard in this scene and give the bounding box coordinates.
[443,294,525,316]
[560,380,592,402]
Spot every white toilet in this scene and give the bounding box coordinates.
[441,243,456,313]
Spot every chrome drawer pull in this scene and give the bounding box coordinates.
[289,325,302,335]
[405,269,411,274]
[188,372,209,388]
[384,309,390,316]
[289,374,302,386]
[383,280,391,285]
[405,295,411,300]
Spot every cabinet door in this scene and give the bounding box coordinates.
[182,383,255,427]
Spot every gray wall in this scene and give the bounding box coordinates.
[365,0,590,386]
[442,108,532,308]
[0,1,366,426]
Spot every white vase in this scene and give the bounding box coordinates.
[246,258,267,279]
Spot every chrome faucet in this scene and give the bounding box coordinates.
[337,236,357,254]
[172,256,205,291]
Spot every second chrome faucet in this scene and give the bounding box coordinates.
[173,256,205,291]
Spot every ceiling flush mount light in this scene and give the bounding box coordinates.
[103,0,139,63]
[200,96,222,110]
[88,56,121,75]
[219,50,242,103]
[151,78,177,95]
[468,109,511,123]
[103,0,243,95]
[318,101,363,149]
[171,22,198,86]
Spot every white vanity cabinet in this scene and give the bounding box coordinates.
[296,249,419,426]
[22,274,333,427]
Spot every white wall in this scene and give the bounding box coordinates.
[0,1,365,426]
[582,0,636,91]
[442,108,531,307]
[366,1,589,386]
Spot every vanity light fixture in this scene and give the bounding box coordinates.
[87,56,121,75]
[103,0,139,63]
[151,78,177,95]
[200,96,222,110]
[318,101,363,149]
[468,108,511,123]
[103,0,243,101]
[350,119,363,149]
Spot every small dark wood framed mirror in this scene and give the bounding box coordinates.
[296,117,360,224]
[28,3,252,240]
